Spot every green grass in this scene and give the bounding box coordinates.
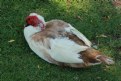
[1,0,121,81]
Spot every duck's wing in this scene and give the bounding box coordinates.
[31,33,89,64]
[49,37,89,63]
[29,22,91,64]
[65,24,92,47]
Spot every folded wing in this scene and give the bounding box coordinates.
[49,37,89,63]
[65,24,92,47]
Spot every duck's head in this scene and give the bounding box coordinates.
[25,13,46,31]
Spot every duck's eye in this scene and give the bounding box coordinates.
[26,17,30,20]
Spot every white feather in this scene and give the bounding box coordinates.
[24,26,53,63]
[49,37,89,63]
[24,25,41,40]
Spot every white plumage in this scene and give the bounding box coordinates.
[49,37,88,63]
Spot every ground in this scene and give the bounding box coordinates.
[1,0,121,81]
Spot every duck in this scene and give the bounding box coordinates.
[24,13,114,68]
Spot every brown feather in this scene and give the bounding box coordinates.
[68,34,86,46]
[80,48,101,64]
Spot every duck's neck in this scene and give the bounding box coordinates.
[24,26,41,41]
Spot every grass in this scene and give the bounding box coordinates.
[1,0,121,81]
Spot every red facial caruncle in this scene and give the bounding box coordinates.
[26,15,45,30]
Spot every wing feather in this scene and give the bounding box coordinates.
[49,37,89,63]
[65,24,92,47]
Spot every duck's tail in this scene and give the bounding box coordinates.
[81,48,115,65]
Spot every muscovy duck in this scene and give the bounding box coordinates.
[24,13,114,68]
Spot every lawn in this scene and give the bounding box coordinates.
[1,0,121,81]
